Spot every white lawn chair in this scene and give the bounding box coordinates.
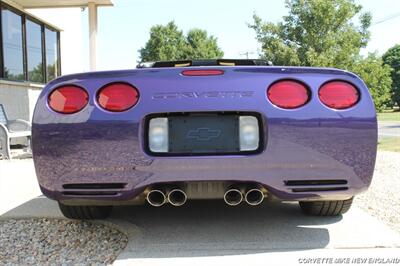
[0,104,31,159]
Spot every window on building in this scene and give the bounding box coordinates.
[45,28,58,82]
[1,7,24,81]
[0,3,61,83]
[26,19,43,83]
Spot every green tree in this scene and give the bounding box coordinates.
[382,44,400,107]
[139,22,223,62]
[139,22,186,62]
[250,0,392,110]
[249,0,371,68]
[184,29,224,59]
[351,54,392,111]
[4,68,24,81]
[28,63,44,83]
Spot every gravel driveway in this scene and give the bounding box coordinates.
[0,219,127,265]
[355,151,400,233]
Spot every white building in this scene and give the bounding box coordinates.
[0,0,113,121]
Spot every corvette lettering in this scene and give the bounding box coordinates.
[152,91,254,99]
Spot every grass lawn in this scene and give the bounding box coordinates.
[377,111,400,121]
[378,137,400,152]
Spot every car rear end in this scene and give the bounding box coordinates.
[32,62,377,218]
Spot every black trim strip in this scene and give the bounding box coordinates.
[0,6,3,79]
[284,179,348,186]
[22,14,27,81]
[62,183,127,190]
[292,187,348,193]
[62,191,119,196]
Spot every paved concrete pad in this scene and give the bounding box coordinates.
[114,248,400,266]
[0,159,41,215]
[378,122,400,137]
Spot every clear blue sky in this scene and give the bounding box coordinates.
[82,0,400,71]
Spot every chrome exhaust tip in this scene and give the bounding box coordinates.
[223,188,243,206]
[167,189,187,207]
[146,189,167,207]
[245,188,265,206]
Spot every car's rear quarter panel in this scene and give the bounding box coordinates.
[32,66,377,202]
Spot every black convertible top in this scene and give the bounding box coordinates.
[137,59,272,68]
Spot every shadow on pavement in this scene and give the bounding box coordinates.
[111,200,340,258]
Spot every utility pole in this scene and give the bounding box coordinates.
[240,51,255,59]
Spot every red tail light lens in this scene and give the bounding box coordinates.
[182,69,224,76]
[319,81,359,109]
[48,85,88,114]
[267,80,310,109]
[97,83,139,112]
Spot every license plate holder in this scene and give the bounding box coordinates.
[168,114,239,154]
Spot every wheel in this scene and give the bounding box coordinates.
[299,197,353,216]
[58,202,113,219]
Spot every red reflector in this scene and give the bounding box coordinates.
[319,81,359,109]
[182,69,224,76]
[97,83,139,112]
[48,85,88,114]
[267,80,309,109]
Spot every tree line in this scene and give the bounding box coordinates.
[138,0,400,111]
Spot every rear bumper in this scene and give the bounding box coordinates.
[33,115,377,204]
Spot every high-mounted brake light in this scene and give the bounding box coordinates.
[48,85,88,114]
[97,83,139,112]
[267,80,310,109]
[319,81,359,109]
[181,69,224,76]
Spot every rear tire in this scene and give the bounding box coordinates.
[299,197,353,216]
[58,202,112,219]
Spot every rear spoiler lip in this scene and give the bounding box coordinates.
[137,59,273,68]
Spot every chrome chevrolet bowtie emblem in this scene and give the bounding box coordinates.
[186,128,221,141]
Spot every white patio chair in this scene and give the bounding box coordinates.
[0,104,32,159]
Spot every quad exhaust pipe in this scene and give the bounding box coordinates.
[224,184,266,206]
[167,188,187,206]
[223,188,244,206]
[245,188,265,206]
[146,186,187,207]
[147,183,265,207]
[146,189,167,207]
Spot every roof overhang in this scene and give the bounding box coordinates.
[6,0,113,9]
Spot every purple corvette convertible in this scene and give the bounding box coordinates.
[32,59,377,219]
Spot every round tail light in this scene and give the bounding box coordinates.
[97,83,139,112]
[319,81,359,109]
[267,80,310,109]
[48,85,88,114]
